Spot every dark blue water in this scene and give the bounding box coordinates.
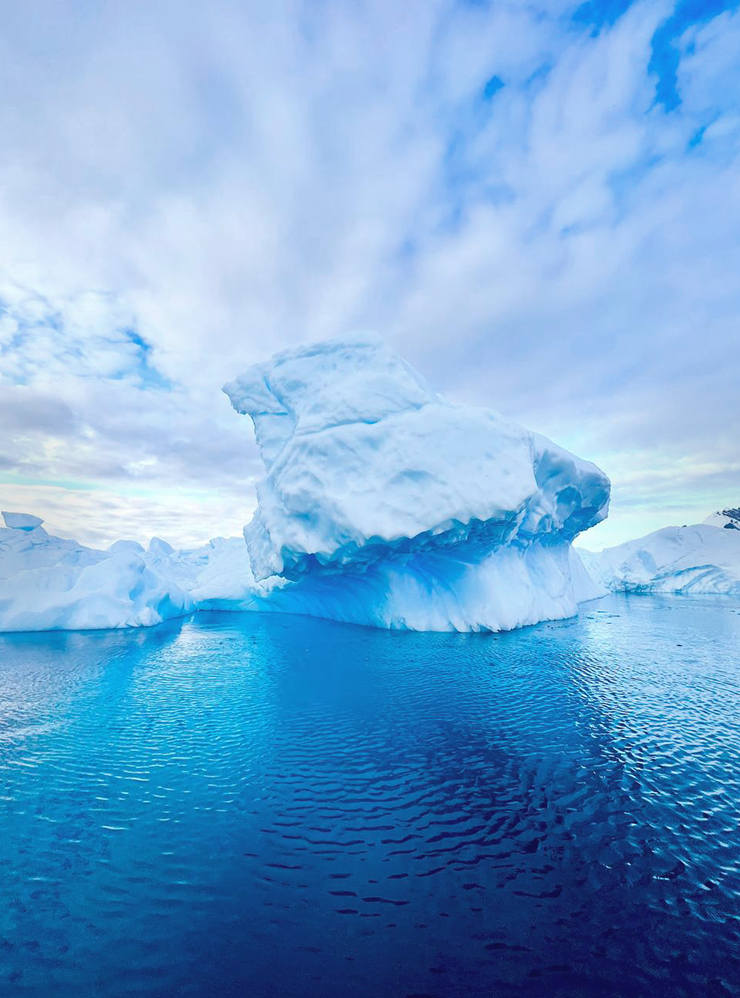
[1,595,740,998]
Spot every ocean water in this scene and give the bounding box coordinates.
[1,595,739,998]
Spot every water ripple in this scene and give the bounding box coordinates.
[0,594,739,996]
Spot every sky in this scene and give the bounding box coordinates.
[0,0,738,551]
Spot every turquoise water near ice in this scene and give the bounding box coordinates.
[1,595,739,997]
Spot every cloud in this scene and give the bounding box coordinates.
[0,0,738,549]
[0,480,252,550]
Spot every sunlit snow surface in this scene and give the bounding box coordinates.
[1,596,739,997]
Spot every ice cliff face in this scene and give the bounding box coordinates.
[223,339,610,631]
[580,514,740,596]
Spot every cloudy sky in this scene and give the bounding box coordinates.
[0,0,738,550]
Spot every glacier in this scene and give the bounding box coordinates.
[222,338,611,631]
[579,511,740,596]
[0,339,611,633]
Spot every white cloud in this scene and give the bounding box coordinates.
[0,480,252,549]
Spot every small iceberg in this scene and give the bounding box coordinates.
[0,512,194,632]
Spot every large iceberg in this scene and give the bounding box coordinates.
[0,339,611,634]
[579,511,740,596]
[223,339,610,631]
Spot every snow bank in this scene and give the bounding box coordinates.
[0,514,195,632]
[579,519,740,595]
[224,338,610,631]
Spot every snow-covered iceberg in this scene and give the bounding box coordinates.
[579,512,740,596]
[223,339,610,631]
[0,340,611,634]
[0,512,195,632]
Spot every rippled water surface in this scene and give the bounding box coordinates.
[1,595,740,997]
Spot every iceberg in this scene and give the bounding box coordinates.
[176,536,261,608]
[0,508,265,632]
[223,338,610,631]
[0,513,195,632]
[579,512,740,596]
[0,340,611,633]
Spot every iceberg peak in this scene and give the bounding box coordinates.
[223,337,437,470]
[2,512,43,532]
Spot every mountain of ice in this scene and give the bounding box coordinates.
[579,512,740,596]
[223,339,610,631]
